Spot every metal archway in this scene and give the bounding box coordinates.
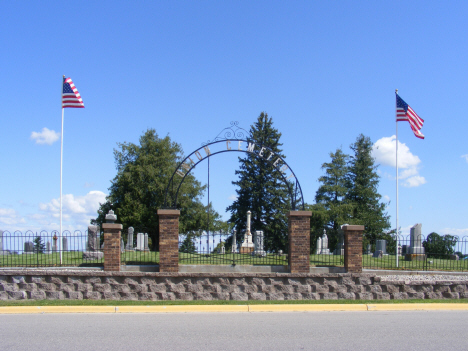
[163,122,305,210]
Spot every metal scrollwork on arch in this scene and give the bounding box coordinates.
[164,121,305,211]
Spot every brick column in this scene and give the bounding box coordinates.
[102,223,122,272]
[158,209,180,273]
[288,211,312,273]
[343,225,364,273]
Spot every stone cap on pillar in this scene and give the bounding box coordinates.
[157,209,180,216]
[342,225,365,231]
[287,211,312,217]
[102,223,123,230]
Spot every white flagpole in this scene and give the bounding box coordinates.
[395,89,399,268]
[60,76,65,265]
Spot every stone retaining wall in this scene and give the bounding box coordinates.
[1,270,467,301]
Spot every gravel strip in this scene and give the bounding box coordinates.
[379,274,468,281]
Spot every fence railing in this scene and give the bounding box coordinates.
[362,234,468,271]
[0,230,104,267]
[178,232,288,266]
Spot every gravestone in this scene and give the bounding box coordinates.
[83,225,104,260]
[373,250,383,258]
[450,254,459,261]
[405,223,426,261]
[231,230,238,253]
[375,240,387,255]
[0,230,8,255]
[126,227,134,250]
[316,230,330,254]
[46,241,51,254]
[402,245,408,255]
[121,238,125,253]
[24,241,34,254]
[87,226,99,251]
[315,236,322,254]
[240,211,254,253]
[144,233,149,251]
[136,233,145,251]
[252,230,266,257]
[408,223,425,254]
[62,237,68,252]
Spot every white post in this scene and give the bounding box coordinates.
[59,76,64,265]
[395,89,399,268]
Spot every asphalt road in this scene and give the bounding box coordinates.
[0,311,466,351]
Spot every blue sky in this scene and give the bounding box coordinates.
[1,1,467,238]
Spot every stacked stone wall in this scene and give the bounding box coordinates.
[0,270,467,301]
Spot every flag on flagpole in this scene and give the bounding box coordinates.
[396,93,424,139]
[62,77,85,108]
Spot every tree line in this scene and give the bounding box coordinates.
[93,112,458,257]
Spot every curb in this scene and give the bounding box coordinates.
[0,303,467,314]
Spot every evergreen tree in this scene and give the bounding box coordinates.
[345,134,390,245]
[312,148,353,250]
[227,113,291,252]
[179,234,197,254]
[33,236,45,254]
[92,129,226,250]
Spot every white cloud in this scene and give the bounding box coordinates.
[439,228,468,237]
[462,155,468,163]
[382,195,390,202]
[228,194,238,201]
[0,208,26,226]
[373,136,426,187]
[30,127,60,145]
[403,175,427,188]
[39,190,107,227]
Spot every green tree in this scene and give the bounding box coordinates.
[92,129,226,250]
[33,236,45,254]
[312,148,353,250]
[423,232,458,259]
[227,112,291,252]
[345,134,390,246]
[179,234,197,254]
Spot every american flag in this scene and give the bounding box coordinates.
[396,93,424,139]
[62,77,84,108]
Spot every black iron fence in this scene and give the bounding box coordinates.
[0,230,103,267]
[363,234,468,271]
[120,227,158,265]
[178,232,288,266]
[309,246,345,267]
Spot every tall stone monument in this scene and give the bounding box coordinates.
[240,211,254,254]
[126,227,134,251]
[406,223,425,261]
[231,230,238,253]
[83,225,104,260]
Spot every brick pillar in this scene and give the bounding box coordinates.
[288,211,312,273]
[158,209,180,273]
[102,223,122,272]
[343,225,364,273]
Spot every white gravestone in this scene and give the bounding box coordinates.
[408,223,425,254]
[231,230,238,253]
[136,233,145,251]
[240,211,254,253]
